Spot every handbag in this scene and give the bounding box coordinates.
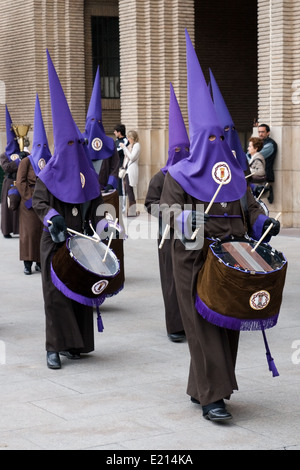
[118,167,127,179]
[118,159,128,179]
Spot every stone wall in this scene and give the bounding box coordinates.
[257,0,300,226]
[119,0,194,200]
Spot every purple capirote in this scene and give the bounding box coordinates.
[29,93,52,176]
[83,66,116,161]
[209,68,249,172]
[161,82,190,175]
[38,50,100,204]
[169,29,247,203]
[5,105,20,160]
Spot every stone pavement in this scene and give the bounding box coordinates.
[0,205,300,451]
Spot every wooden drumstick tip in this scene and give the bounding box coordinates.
[159,224,170,249]
[257,182,269,201]
[102,218,118,262]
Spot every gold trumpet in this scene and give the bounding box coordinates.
[12,124,31,151]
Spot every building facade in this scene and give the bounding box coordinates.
[0,0,298,227]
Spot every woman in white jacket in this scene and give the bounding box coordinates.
[120,130,140,217]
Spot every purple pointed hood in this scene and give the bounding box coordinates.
[83,66,115,161]
[169,30,246,203]
[29,94,52,176]
[209,69,249,172]
[38,50,100,204]
[161,83,190,175]
[5,106,20,163]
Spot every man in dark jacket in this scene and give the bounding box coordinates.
[258,123,277,203]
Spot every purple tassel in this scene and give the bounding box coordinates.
[195,295,280,377]
[96,306,104,332]
[261,327,279,377]
[266,352,279,377]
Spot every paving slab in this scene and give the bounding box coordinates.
[0,206,299,450]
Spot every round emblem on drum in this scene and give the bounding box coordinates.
[10,154,19,161]
[212,162,231,184]
[249,290,270,310]
[38,158,46,170]
[92,137,103,151]
[92,279,109,295]
[80,172,85,188]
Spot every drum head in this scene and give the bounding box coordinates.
[68,236,119,277]
[212,240,286,273]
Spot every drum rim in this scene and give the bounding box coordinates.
[67,235,120,278]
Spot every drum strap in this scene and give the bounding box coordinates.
[81,201,91,222]
[239,192,250,233]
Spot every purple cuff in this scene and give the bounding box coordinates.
[25,198,32,210]
[44,208,60,227]
[250,213,269,241]
[175,210,192,238]
[107,175,118,189]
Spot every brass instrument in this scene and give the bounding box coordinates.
[12,124,31,152]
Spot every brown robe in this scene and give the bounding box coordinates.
[15,157,42,262]
[99,148,120,190]
[0,152,19,236]
[32,178,104,353]
[97,150,125,294]
[144,170,184,334]
[160,172,265,406]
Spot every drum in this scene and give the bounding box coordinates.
[256,197,269,216]
[7,186,21,211]
[51,235,120,307]
[101,189,125,292]
[195,238,287,331]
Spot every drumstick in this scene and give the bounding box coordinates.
[251,212,281,252]
[159,224,170,249]
[191,180,225,240]
[257,183,269,201]
[47,220,100,243]
[102,218,118,262]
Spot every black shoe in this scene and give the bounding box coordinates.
[47,352,61,369]
[4,234,12,238]
[35,263,41,272]
[267,185,274,204]
[59,349,81,360]
[191,397,200,405]
[202,400,232,422]
[24,261,32,275]
[204,408,232,422]
[127,211,140,218]
[167,331,185,343]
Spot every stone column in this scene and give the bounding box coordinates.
[258,0,300,226]
[119,0,194,201]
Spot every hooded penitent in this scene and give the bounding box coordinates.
[5,106,20,164]
[29,94,52,176]
[161,82,190,175]
[209,68,249,173]
[38,50,100,204]
[168,29,246,203]
[83,66,116,161]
